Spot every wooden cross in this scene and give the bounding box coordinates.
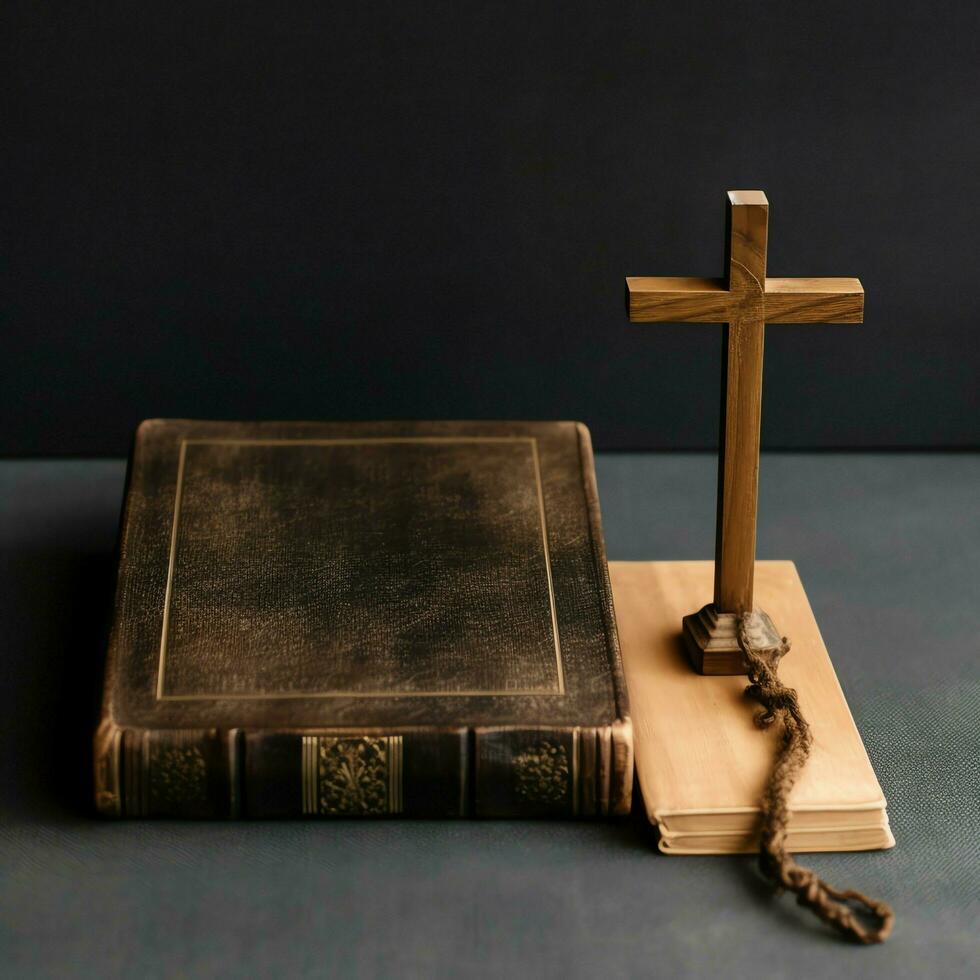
[626,190,863,673]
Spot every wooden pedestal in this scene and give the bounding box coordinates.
[610,560,894,855]
[681,603,783,675]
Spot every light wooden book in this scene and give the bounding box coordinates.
[609,560,894,855]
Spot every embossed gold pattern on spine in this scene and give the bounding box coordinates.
[301,735,317,815]
[150,744,208,809]
[513,740,571,805]
[572,729,581,817]
[598,725,612,816]
[302,735,403,816]
[388,736,403,813]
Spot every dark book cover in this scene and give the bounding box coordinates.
[95,420,632,818]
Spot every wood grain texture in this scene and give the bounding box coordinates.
[764,278,864,322]
[715,193,767,612]
[627,276,864,323]
[610,560,893,855]
[625,191,864,622]
[626,277,731,322]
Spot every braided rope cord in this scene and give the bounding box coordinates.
[735,617,895,944]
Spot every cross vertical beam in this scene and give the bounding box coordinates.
[625,190,863,673]
[716,191,768,614]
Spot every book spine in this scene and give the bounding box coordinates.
[574,423,634,817]
[94,722,632,818]
[472,723,631,817]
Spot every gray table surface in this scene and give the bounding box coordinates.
[1,454,977,979]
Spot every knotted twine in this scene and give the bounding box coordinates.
[735,616,895,944]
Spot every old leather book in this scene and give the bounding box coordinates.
[95,420,632,818]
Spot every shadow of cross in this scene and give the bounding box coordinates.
[626,190,863,674]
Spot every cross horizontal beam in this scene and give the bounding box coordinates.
[626,276,864,323]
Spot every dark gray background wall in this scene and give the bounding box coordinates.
[5,1,978,455]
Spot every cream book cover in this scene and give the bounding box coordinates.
[610,560,894,855]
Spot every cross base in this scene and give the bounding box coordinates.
[681,604,783,675]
